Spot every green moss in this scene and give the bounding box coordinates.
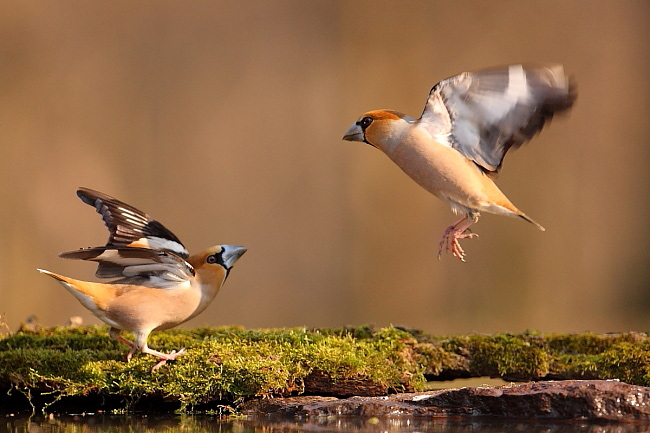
[435,334,549,379]
[598,341,650,385]
[416,331,650,385]
[0,326,648,413]
[545,332,644,354]
[0,325,427,410]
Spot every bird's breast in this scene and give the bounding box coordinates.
[386,132,487,204]
[104,283,203,332]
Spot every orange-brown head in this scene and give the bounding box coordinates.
[342,109,414,153]
[188,245,247,288]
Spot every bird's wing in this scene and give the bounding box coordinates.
[418,64,576,172]
[76,187,189,258]
[59,246,194,287]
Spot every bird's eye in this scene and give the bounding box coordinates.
[357,116,373,130]
[206,254,218,264]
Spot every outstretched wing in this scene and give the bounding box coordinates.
[418,64,576,172]
[59,246,194,287]
[77,187,189,258]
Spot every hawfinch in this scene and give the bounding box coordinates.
[38,188,246,371]
[343,64,576,261]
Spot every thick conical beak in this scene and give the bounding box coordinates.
[342,122,364,142]
[221,245,247,269]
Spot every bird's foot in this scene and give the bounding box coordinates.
[449,231,478,262]
[438,225,459,257]
[125,346,137,362]
[438,228,478,262]
[150,348,187,372]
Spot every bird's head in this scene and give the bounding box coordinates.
[189,245,247,285]
[342,110,412,152]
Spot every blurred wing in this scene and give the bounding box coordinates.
[77,187,189,258]
[59,246,194,287]
[418,64,576,172]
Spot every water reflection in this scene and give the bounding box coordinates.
[2,415,647,433]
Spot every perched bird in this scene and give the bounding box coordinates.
[38,188,246,371]
[343,64,576,261]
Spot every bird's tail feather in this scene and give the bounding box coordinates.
[518,213,546,231]
[38,269,105,312]
[37,268,82,293]
[37,268,68,282]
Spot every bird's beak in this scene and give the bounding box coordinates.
[342,122,364,142]
[221,245,247,269]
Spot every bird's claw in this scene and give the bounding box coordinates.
[150,348,187,372]
[169,347,187,359]
[151,360,167,372]
[450,238,467,262]
[125,347,137,362]
[438,229,478,262]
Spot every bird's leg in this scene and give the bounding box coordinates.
[134,332,186,372]
[108,327,138,361]
[438,214,479,262]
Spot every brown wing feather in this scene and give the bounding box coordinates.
[419,64,576,173]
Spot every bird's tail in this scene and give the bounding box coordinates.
[37,268,69,282]
[37,268,83,294]
[487,200,546,232]
[518,213,546,231]
[37,268,104,312]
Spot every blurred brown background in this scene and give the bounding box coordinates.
[1,1,648,334]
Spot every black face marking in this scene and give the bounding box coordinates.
[206,253,221,265]
[206,250,234,279]
[357,116,373,131]
[354,116,375,147]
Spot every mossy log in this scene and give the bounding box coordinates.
[0,325,648,413]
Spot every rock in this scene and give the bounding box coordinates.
[302,369,411,397]
[241,380,650,422]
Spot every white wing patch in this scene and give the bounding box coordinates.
[93,249,145,265]
[76,188,190,259]
[501,65,530,112]
[127,236,189,258]
[121,263,177,276]
[58,189,196,289]
[59,246,195,288]
[418,64,575,172]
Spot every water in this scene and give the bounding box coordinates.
[2,414,647,433]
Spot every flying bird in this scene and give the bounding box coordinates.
[343,64,576,261]
[38,188,246,371]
